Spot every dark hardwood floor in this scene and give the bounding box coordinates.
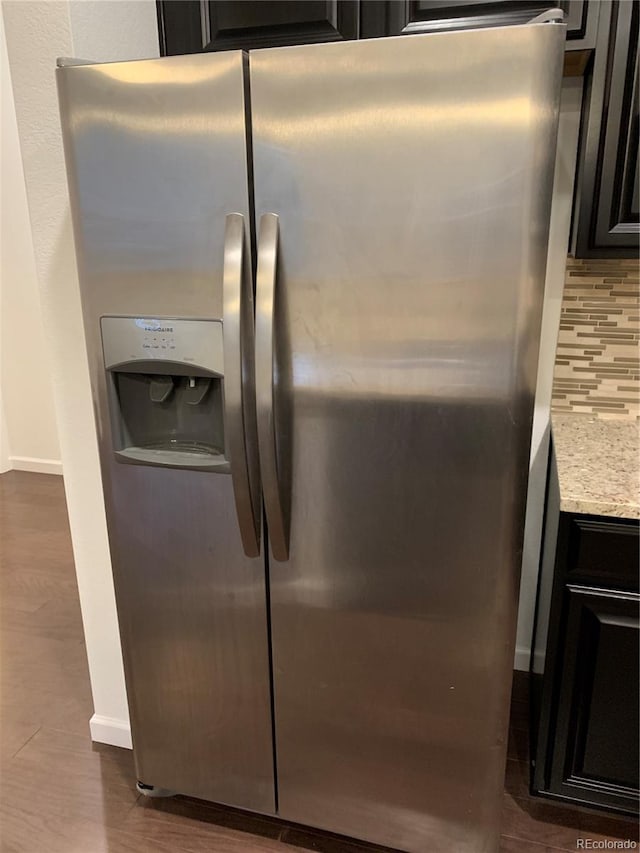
[0,470,637,852]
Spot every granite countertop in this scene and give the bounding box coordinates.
[551,413,640,520]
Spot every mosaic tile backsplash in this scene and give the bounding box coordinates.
[552,257,639,419]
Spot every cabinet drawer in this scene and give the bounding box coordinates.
[566,517,640,591]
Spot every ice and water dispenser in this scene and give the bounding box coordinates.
[101,317,229,472]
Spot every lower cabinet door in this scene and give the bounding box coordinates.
[549,585,640,814]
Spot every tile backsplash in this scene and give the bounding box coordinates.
[552,257,639,419]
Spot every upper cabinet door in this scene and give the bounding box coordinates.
[158,1,359,55]
[574,0,639,257]
[360,1,596,48]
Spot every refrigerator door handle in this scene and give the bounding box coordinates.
[222,213,261,558]
[255,213,289,562]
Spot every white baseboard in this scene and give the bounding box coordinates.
[9,456,63,475]
[90,714,132,749]
[514,645,531,672]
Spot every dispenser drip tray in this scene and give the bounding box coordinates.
[115,441,227,471]
[109,370,228,473]
[143,439,222,456]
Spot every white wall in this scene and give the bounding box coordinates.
[0,400,8,473]
[2,0,158,748]
[514,78,583,669]
[0,82,8,474]
[1,13,61,474]
[68,0,159,62]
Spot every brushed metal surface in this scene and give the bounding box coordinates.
[101,316,225,373]
[255,213,289,561]
[57,53,275,812]
[250,25,564,851]
[223,213,261,556]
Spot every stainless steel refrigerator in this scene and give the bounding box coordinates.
[57,21,564,853]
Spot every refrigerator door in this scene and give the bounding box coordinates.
[251,24,563,851]
[57,53,274,811]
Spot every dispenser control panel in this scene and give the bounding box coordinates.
[101,316,224,376]
[139,321,176,355]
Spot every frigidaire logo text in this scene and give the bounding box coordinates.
[134,318,174,333]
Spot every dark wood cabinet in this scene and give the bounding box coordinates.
[533,506,640,816]
[205,1,359,51]
[360,1,596,47]
[549,586,639,811]
[573,0,640,257]
[157,1,205,56]
[158,0,596,55]
[158,1,360,55]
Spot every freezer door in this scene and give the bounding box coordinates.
[250,24,563,851]
[57,53,274,811]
